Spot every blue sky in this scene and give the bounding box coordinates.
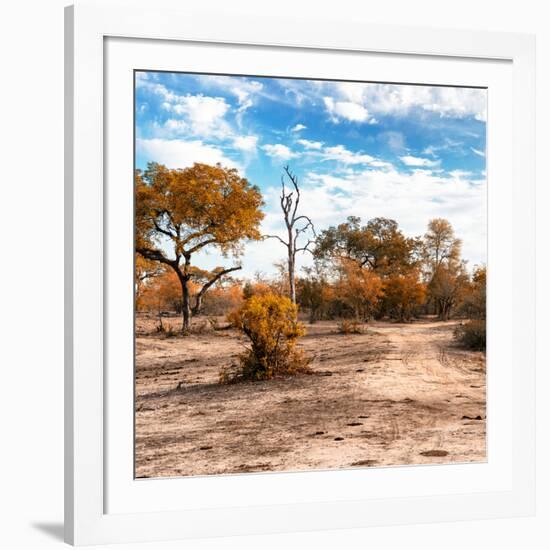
[135,71,487,278]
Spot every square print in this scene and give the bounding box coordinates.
[134,71,487,479]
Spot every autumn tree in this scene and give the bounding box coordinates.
[454,265,486,350]
[136,162,264,332]
[135,255,164,309]
[138,270,182,329]
[297,263,333,324]
[382,271,426,322]
[334,258,384,321]
[422,219,467,320]
[427,262,469,320]
[459,265,486,320]
[264,166,315,303]
[315,216,419,277]
[422,218,462,274]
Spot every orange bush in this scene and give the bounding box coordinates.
[222,293,310,382]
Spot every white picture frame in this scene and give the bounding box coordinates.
[65,0,536,545]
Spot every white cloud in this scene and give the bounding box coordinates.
[233,135,258,152]
[323,97,371,123]
[137,78,232,138]
[195,75,264,114]
[136,138,241,171]
[448,169,473,179]
[162,95,230,138]
[261,143,300,161]
[297,141,392,169]
[399,155,439,168]
[324,82,487,122]
[369,160,394,169]
[163,119,188,133]
[471,147,486,157]
[197,75,266,120]
[297,138,323,150]
[290,123,307,132]
[321,145,375,165]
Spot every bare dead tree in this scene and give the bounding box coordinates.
[264,165,315,303]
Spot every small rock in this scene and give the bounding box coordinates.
[334,437,345,441]
[420,450,448,457]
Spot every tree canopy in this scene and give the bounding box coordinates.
[314,216,420,276]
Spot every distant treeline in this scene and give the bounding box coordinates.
[135,162,485,332]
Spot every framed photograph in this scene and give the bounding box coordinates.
[65,0,536,545]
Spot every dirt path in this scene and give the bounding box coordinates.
[135,318,486,478]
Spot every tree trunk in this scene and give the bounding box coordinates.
[177,274,191,333]
[193,292,204,317]
[288,234,296,303]
[288,258,296,303]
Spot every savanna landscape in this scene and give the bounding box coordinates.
[134,72,487,478]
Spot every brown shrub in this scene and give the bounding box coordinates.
[337,319,363,334]
[454,319,486,351]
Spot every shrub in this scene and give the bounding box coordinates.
[337,319,363,334]
[156,321,178,338]
[454,319,486,351]
[222,293,310,382]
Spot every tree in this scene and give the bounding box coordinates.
[428,262,469,320]
[135,255,164,309]
[422,219,466,320]
[422,218,461,273]
[264,166,315,303]
[333,258,384,321]
[136,162,264,332]
[382,272,426,322]
[138,270,182,329]
[459,265,486,320]
[297,263,333,324]
[315,216,419,276]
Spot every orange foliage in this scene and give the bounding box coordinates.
[224,293,309,381]
[334,258,384,321]
[382,272,426,322]
[138,271,181,313]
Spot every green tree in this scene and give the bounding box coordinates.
[315,216,420,276]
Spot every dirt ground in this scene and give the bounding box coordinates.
[135,315,486,478]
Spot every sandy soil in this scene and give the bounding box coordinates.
[135,316,486,478]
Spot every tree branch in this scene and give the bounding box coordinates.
[151,219,178,240]
[263,234,289,247]
[293,215,316,235]
[186,237,218,256]
[295,239,315,255]
[284,165,301,221]
[136,246,177,269]
[192,266,242,314]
